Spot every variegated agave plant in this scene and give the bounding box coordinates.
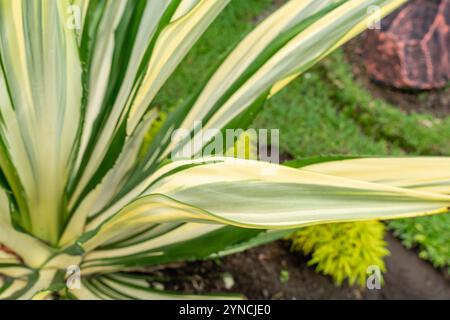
[0,0,449,300]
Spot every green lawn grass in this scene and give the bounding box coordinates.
[154,0,450,273]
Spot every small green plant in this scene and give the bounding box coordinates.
[288,221,389,286]
[279,270,290,284]
[389,214,450,274]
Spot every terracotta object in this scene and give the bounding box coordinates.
[364,0,450,90]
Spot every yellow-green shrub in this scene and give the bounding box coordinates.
[288,221,389,286]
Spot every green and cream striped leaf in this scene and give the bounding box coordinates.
[143,158,450,226]
[30,289,55,300]
[50,157,450,282]
[0,247,32,278]
[86,157,223,230]
[69,0,228,204]
[127,0,231,133]
[269,0,407,96]
[0,277,27,300]
[0,186,53,268]
[75,157,450,268]
[207,229,295,258]
[80,224,261,274]
[69,272,241,300]
[69,0,168,209]
[300,157,450,195]
[0,0,83,245]
[0,270,56,300]
[60,110,159,246]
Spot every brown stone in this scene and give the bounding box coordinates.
[364,0,450,90]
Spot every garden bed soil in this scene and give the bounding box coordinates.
[344,36,450,118]
[153,233,450,300]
